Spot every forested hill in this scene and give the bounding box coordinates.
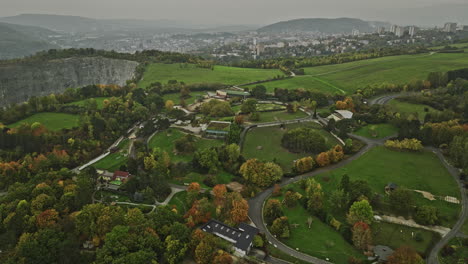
[258,18,389,33]
[0,22,59,60]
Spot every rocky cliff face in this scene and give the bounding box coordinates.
[0,56,139,107]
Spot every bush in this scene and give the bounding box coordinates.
[281,127,327,153]
[384,138,423,151]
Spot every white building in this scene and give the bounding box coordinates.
[443,22,457,33]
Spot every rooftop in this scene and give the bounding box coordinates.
[334,110,354,119]
[200,219,259,252]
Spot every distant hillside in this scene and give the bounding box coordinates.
[0,14,255,33]
[258,18,390,34]
[0,22,59,60]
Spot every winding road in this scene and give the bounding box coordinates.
[247,94,467,264]
[248,135,377,264]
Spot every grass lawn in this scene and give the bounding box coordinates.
[354,123,398,139]
[242,122,338,171]
[314,146,460,227]
[93,139,130,171]
[246,110,307,124]
[372,222,440,256]
[388,99,439,120]
[66,97,110,109]
[93,152,127,172]
[248,52,468,94]
[462,218,468,236]
[168,191,189,214]
[269,200,363,263]
[7,112,80,131]
[138,63,284,88]
[266,244,310,264]
[148,128,223,162]
[162,91,207,105]
[439,237,468,264]
[95,190,131,202]
[245,75,344,94]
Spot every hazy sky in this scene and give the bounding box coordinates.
[0,0,466,25]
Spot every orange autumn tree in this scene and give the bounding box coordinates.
[36,209,59,228]
[335,97,355,112]
[213,184,227,206]
[230,198,249,225]
[185,198,214,228]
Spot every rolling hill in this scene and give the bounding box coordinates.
[0,22,59,60]
[258,18,389,34]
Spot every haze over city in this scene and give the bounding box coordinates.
[1,0,468,25]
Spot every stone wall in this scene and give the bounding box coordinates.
[0,56,139,107]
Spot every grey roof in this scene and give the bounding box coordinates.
[374,245,394,261]
[200,219,259,252]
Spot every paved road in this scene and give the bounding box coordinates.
[371,92,468,264]
[249,135,378,264]
[426,148,467,264]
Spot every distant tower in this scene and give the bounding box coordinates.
[443,22,457,33]
[395,26,405,37]
[352,29,360,36]
[408,26,418,37]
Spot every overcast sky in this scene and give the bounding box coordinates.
[0,0,466,25]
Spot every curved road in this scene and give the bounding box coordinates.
[426,148,467,264]
[248,135,378,264]
[249,93,466,264]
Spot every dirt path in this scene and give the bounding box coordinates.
[377,215,451,236]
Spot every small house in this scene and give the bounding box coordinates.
[385,183,398,194]
[328,110,354,121]
[203,121,231,139]
[113,171,130,182]
[373,245,394,262]
[200,219,259,257]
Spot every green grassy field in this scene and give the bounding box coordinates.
[138,63,284,88]
[372,222,439,256]
[66,97,110,109]
[268,198,363,263]
[148,128,223,162]
[93,139,130,171]
[246,76,344,94]
[243,122,339,171]
[314,146,460,226]
[168,191,189,214]
[162,91,207,105]
[439,237,468,264]
[462,218,468,235]
[318,146,459,198]
[354,123,398,139]
[388,99,439,120]
[247,52,468,94]
[8,112,80,131]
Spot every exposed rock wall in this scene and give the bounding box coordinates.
[0,56,138,107]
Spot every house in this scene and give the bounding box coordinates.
[99,170,114,182]
[203,121,231,139]
[373,245,394,262]
[200,219,259,257]
[385,183,398,194]
[215,89,250,100]
[328,110,354,121]
[113,171,130,182]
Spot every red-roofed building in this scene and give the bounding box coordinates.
[113,171,131,182]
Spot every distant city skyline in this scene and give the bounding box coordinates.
[0,0,467,26]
